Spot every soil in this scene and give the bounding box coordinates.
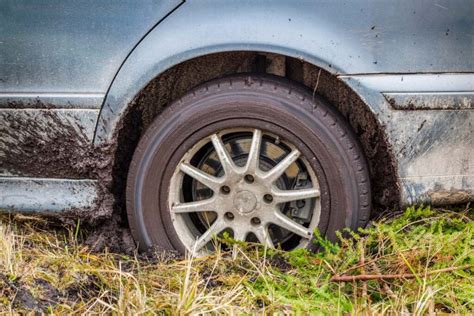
[82,213,136,254]
[0,272,49,311]
[268,254,292,272]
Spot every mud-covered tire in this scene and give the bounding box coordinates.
[126,75,371,253]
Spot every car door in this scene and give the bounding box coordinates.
[0,0,182,179]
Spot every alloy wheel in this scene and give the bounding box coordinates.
[168,128,321,253]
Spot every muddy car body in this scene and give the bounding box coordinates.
[1,0,473,253]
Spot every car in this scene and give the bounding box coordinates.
[1,0,473,254]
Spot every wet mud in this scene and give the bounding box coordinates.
[0,109,115,221]
[0,109,106,179]
[0,108,134,250]
[429,189,473,206]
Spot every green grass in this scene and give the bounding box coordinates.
[0,206,473,314]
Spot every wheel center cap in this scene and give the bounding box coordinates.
[233,190,257,215]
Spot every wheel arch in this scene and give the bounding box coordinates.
[94,46,343,144]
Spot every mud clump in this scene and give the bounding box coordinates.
[83,214,136,255]
[64,274,102,303]
[268,253,292,272]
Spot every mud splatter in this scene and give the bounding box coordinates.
[429,190,473,206]
[0,108,118,224]
[0,109,106,179]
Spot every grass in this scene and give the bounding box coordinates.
[0,206,473,314]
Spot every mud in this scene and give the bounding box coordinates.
[134,52,256,128]
[268,253,292,272]
[0,251,183,312]
[0,108,127,254]
[0,109,108,179]
[0,99,58,109]
[0,104,149,251]
[0,96,101,110]
[0,108,117,222]
[429,189,473,206]
[82,213,136,254]
[1,269,106,312]
[385,93,474,110]
[0,272,48,311]
[64,274,103,303]
[35,204,135,255]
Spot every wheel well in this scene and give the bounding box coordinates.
[111,51,399,218]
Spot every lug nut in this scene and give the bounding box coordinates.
[244,174,255,183]
[263,194,273,203]
[220,185,231,194]
[251,217,261,225]
[225,212,235,220]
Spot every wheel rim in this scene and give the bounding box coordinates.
[168,128,321,254]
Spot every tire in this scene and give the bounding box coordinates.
[126,74,371,253]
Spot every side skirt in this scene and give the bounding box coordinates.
[0,177,98,214]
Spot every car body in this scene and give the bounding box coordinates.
[1,0,473,251]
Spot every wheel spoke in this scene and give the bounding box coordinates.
[211,134,236,177]
[272,211,312,239]
[262,149,300,183]
[180,162,222,192]
[272,188,320,204]
[254,226,274,248]
[232,229,248,242]
[171,198,217,214]
[193,219,226,252]
[245,129,262,173]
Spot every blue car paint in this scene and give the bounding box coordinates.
[0,0,183,95]
[0,0,473,214]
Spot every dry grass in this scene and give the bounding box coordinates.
[0,206,473,314]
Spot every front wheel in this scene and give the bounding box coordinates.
[126,75,371,254]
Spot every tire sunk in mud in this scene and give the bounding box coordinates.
[126,75,371,254]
